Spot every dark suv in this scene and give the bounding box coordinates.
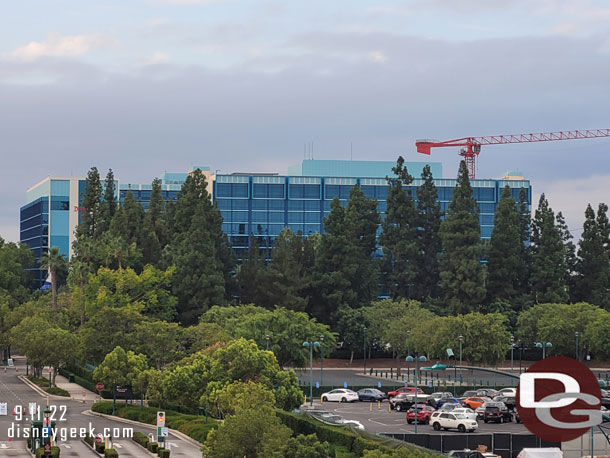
[484,402,512,423]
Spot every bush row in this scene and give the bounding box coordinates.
[35,446,60,458]
[104,449,119,458]
[133,431,170,457]
[276,410,441,458]
[93,401,218,444]
[59,367,113,398]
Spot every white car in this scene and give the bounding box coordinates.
[321,389,359,403]
[431,412,478,433]
[449,408,477,421]
[498,387,517,396]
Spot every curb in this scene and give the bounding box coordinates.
[84,410,203,448]
[18,375,70,400]
[80,438,103,456]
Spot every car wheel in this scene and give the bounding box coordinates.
[433,422,441,431]
[484,419,488,423]
[458,424,466,433]
[516,418,521,424]
[322,396,328,402]
[407,420,412,424]
[396,405,402,412]
[341,397,347,403]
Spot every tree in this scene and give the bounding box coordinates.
[44,328,78,387]
[486,186,521,305]
[380,156,419,299]
[41,247,67,310]
[415,164,443,299]
[556,211,578,301]
[439,161,485,313]
[236,236,267,306]
[263,228,312,311]
[0,237,34,304]
[141,178,168,266]
[99,169,117,235]
[133,320,182,369]
[10,315,51,377]
[335,306,367,364]
[576,204,610,307]
[182,322,232,354]
[204,380,276,418]
[78,167,103,239]
[516,187,531,297]
[93,346,148,405]
[530,194,568,303]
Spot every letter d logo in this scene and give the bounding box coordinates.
[520,372,579,408]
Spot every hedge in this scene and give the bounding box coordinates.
[59,367,113,398]
[95,442,105,453]
[158,448,171,458]
[93,401,218,444]
[275,410,442,458]
[35,446,60,458]
[84,434,94,447]
[104,449,119,458]
[148,441,159,453]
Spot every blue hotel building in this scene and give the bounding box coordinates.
[21,160,530,287]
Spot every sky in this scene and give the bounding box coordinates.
[2,0,610,242]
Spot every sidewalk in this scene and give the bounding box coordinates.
[43,369,100,402]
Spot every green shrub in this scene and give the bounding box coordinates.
[158,449,171,458]
[35,446,60,458]
[85,434,94,447]
[148,441,159,453]
[47,387,70,397]
[104,449,119,458]
[96,442,105,453]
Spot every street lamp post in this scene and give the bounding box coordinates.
[406,330,411,383]
[510,335,515,372]
[303,340,320,406]
[319,334,325,386]
[536,341,552,359]
[458,335,464,385]
[265,334,270,351]
[363,326,367,375]
[575,332,580,360]
[405,354,427,434]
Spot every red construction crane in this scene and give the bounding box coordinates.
[416,128,610,179]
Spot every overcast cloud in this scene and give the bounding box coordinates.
[1,0,610,241]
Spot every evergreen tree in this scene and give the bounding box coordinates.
[530,194,568,303]
[99,169,117,235]
[379,156,419,299]
[516,187,531,296]
[141,178,168,266]
[236,236,267,306]
[556,211,577,300]
[415,164,443,299]
[77,167,102,239]
[264,228,310,312]
[439,161,485,314]
[311,186,379,324]
[597,203,610,252]
[576,203,610,307]
[164,170,231,323]
[487,186,521,304]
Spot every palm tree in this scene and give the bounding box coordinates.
[41,247,66,309]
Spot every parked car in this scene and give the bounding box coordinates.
[407,405,436,424]
[357,388,386,402]
[515,408,521,423]
[498,387,517,396]
[476,401,505,419]
[317,412,365,429]
[321,389,359,403]
[431,412,478,433]
[438,403,460,412]
[430,392,458,408]
[478,389,499,398]
[492,395,516,410]
[601,390,610,409]
[484,402,512,423]
[462,396,489,410]
[390,393,411,411]
[387,386,424,399]
[431,408,477,424]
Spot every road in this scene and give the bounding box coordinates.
[0,363,202,457]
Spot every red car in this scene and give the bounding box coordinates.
[387,386,424,399]
[406,405,435,424]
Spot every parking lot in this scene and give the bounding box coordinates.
[306,399,528,435]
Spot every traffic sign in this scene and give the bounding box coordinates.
[315,381,319,389]
[94,436,102,444]
[158,427,168,437]
[0,403,6,416]
[377,381,382,388]
[343,381,347,388]
[96,382,104,391]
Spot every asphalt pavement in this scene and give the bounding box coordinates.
[0,360,202,457]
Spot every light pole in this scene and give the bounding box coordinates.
[458,335,463,385]
[536,341,552,359]
[575,331,580,360]
[363,326,367,375]
[265,334,270,351]
[303,340,320,406]
[406,330,411,383]
[319,334,325,386]
[510,335,515,372]
[405,354,427,434]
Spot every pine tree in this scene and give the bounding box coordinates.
[530,194,568,303]
[487,186,521,303]
[556,211,577,301]
[77,167,103,239]
[236,235,267,306]
[99,169,117,235]
[263,228,310,311]
[576,203,610,307]
[379,156,419,298]
[415,164,442,299]
[141,178,168,265]
[439,160,485,314]
[516,187,531,296]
